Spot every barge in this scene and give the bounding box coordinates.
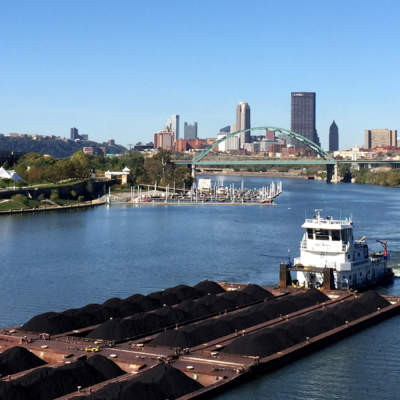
[0,280,399,399]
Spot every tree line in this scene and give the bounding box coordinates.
[8,150,193,187]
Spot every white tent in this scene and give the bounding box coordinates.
[0,167,23,182]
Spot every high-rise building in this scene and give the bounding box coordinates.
[291,92,320,146]
[154,129,174,150]
[165,115,180,142]
[184,122,198,139]
[329,121,339,151]
[364,129,397,149]
[70,127,79,140]
[236,102,251,148]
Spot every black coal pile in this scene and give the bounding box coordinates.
[88,285,273,341]
[0,355,124,400]
[147,284,204,305]
[222,291,390,358]
[194,280,225,294]
[0,346,46,377]
[70,363,203,400]
[22,282,217,334]
[87,307,189,340]
[151,289,328,348]
[241,284,274,300]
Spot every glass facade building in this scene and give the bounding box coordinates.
[329,121,339,151]
[291,92,320,146]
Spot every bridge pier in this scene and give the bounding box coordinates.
[326,164,338,183]
[191,164,196,180]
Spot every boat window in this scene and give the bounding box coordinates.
[315,229,329,240]
[342,229,352,243]
[331,230,341,241]
[307,228,314,239]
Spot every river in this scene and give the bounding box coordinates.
[1,177,399,399]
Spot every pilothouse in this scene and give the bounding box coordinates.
[293,210,392,290]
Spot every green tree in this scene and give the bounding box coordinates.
[339,165,352,183]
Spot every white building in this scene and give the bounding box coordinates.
[333,146,376,160]
[217,133,240,152]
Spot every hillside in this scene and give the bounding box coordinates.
[0,135,126,158]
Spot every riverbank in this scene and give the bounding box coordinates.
[0,197,106,215]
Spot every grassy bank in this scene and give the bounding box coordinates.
[0,194,90,212]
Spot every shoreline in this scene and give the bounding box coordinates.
[0,199,106,215]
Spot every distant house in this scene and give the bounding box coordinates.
[104,166,130,185]
[0,167,23,182]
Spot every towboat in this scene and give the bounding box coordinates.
[292,210,393,290]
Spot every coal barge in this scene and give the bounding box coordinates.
[1,278,400,400]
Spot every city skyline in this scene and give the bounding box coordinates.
[0,1,399,149]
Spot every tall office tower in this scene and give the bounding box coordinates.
[184,122,198,139]
[291,92,320,146]
[329,121,339,151]
[70,127,79,140]
[364,129,397,149]
[236,102,251,148]
[165,115,180,141]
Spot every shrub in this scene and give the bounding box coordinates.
[50,189,59,201]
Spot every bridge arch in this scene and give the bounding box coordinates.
[193,126,331,162]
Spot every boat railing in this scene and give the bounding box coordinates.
[304,218,351,225]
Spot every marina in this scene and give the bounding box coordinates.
[109,179,283,206]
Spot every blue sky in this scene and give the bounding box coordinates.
[0,0,399,149]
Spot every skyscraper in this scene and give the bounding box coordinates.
[235,102,251,148]
[329,121,339,151]
[184,122,198,139]
[165,115,180,141]
[291,92,320,146]
[70,127,79,140]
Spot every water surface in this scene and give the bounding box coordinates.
[1,177,399,399]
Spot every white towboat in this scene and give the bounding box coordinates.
[293,210,393,290]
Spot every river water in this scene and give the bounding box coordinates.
[1,177,399,399]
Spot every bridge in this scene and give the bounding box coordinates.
[173,126,400,182]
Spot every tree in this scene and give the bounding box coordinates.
[339,165,352,183]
